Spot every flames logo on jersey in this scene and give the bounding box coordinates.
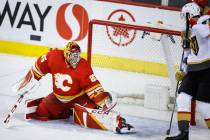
[54,73,72,92]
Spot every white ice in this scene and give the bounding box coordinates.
[0,53,209,140]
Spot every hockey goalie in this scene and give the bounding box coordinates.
[13,41,135,134]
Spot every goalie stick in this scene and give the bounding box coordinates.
[3,94,25,126]
[3,70,39,127]
[104,92,118,112]
[166,13,190,135]
[103,101,117,112]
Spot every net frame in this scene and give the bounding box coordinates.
[86,19,196,125]
[87,19,181,94]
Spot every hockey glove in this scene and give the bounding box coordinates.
[12,70,40,96]
[175,70,186,81]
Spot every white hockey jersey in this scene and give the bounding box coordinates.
[187,15,210,72]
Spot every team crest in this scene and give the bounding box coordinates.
[54,73,72,92]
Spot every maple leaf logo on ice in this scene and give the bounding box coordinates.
[106,10,136,47]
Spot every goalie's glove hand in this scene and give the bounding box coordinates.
[16,79,40,96]
[175,70,186,81]
[97,92,115,110]
[95,97,112,110]
[12,70,40,96]
[102,97,113,110]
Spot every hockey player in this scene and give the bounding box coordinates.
[13,41,134,134]
[165,3,210,140]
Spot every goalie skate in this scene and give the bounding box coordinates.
[115,116,135,134]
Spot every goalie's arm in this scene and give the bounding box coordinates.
[31,53,51,80]
[79,63,113,110]
[12,70,40,95]
[13,52,51,95]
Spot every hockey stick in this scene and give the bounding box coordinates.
[3,70,40,127]
[166,65,182,135]
[3,94,25,126]
[104,101,117,112]
[166,13,190,135]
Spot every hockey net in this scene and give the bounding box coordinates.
[87,19,196,124]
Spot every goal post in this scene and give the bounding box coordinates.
[87,19,196,124]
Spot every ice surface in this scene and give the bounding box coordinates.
[0,53,209,140]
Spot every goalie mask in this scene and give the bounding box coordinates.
[181,2,201,19]
[64,41,81,68]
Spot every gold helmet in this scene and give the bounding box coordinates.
[64,41,81,68]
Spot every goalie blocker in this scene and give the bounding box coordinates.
[24,98,135,134]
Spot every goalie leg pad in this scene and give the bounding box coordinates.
[73,104,135,133]
[24,97,49,121]
[25,94,71,121]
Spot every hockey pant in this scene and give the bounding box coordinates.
[177,92,210,129]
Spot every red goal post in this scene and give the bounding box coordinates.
[87,19,196,125]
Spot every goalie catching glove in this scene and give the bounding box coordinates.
[95,92,114,111]
[12,70,40,95]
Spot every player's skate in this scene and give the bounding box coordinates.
[165,131,189,140]
[115,116,135,134]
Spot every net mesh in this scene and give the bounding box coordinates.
[88,20,183,101]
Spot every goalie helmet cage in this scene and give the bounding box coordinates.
[87,19,195,125]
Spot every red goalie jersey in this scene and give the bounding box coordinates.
[31,49,107,107]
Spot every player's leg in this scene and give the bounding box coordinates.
[197,101,210,129]
[166,93,192,140]
[196,68,210,129]
[73,103,135,134]
[71,92,134,133]
[166,73,196,140]
[25,97,47,121]
[25,93,72,121]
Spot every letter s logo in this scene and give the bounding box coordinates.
[56,3,89,41]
